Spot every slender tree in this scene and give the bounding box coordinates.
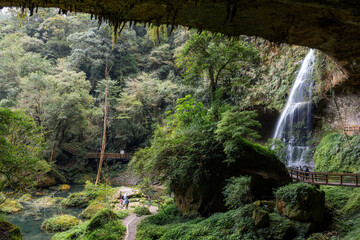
[95,64,112,186]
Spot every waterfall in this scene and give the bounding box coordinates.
[273,49,315,167]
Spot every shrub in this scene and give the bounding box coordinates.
[223,176,252,209]
[41,215,80,232]
[133,206,152,217]
[116,210,129,219]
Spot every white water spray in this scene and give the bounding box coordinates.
[273,49,315,167]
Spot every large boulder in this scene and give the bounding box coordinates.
[0,220,21,240]
[173,140,291,216]
[41,215,80,232]
[275,183,325,223]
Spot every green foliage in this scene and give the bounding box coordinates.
[131,95,263,189]
[41,215,80,232]
[0,108,50,191]
[215,108,261,159]
[314,133,360,172]
[265,138,287,164]
[176,31,260,100]
[137,202,309,240]
[133,206,152,217]
[52,209,126,240]
[223,176,252,209]
[274,183,318,208]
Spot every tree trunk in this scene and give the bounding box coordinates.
[95,67,110,186]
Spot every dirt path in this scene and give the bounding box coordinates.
[122,206,158,240]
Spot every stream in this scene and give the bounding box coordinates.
[5,185,85,240]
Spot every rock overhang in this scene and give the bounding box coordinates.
[1,0,360,84]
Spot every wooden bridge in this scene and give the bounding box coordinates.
[62,144,133,161]
[288,167,360,187]
[343,125,360,136]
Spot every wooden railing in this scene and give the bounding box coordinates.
[87,152,133,160]
[343,125,360,135]
[288,167,360,187]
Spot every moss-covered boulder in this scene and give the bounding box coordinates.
[79,202,106,219]
[275,183,325,223]
[63,192,90,208]
[173,139,291,216]
[252,208,269,228]
[41,215,80,232]
[33,196,64,208]
[0,220,21,240]
[85,209,126,239]
[0,199,23,214]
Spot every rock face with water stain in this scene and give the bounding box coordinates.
[1,0,360,84]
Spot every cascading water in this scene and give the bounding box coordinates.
[273,49,315,167]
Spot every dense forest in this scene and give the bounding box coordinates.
[1,7,360,240]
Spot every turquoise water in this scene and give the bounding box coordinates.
[6,185,85,240]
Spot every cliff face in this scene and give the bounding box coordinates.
[1,0,360,85]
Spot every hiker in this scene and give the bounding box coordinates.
[304,166,310,180]
[119,198,124,208]
[147,196,151,207]
[124,197,129,209]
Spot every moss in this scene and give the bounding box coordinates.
[18,193,32,202]
[79,202,107,219]
[52,221,88,240]
[0,199,24,214]
[321,186,353,209]
[85,209,126,240]
[0,220,22,240]
[64,192,90,208]
[41,214,80,232]
[133,206,152,217]
[314,133,360,173]
[275,183,325,223]
[60,184,71,192]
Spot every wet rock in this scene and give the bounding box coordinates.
[0,220,22,240]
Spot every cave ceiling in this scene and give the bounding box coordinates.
[1,0,360,84]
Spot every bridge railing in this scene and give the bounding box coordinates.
[288,167,360,187]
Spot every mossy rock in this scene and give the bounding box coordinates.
[267,213,294,240]
[133,206,152,217]
[63,192,90,208]
[275,183,325,223]
[252,208,269,228]
[0,199,24,214]
[18,194,32,202]
[0,220,22,240]
[307,233,330,240]
[41,214,80,232]
[79,202,106,219]
[253,200,275,213]
[51,221,87,240]
[84,209,126,239]
[59,184,71,192]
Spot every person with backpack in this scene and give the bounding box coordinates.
[124,197,129,209]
